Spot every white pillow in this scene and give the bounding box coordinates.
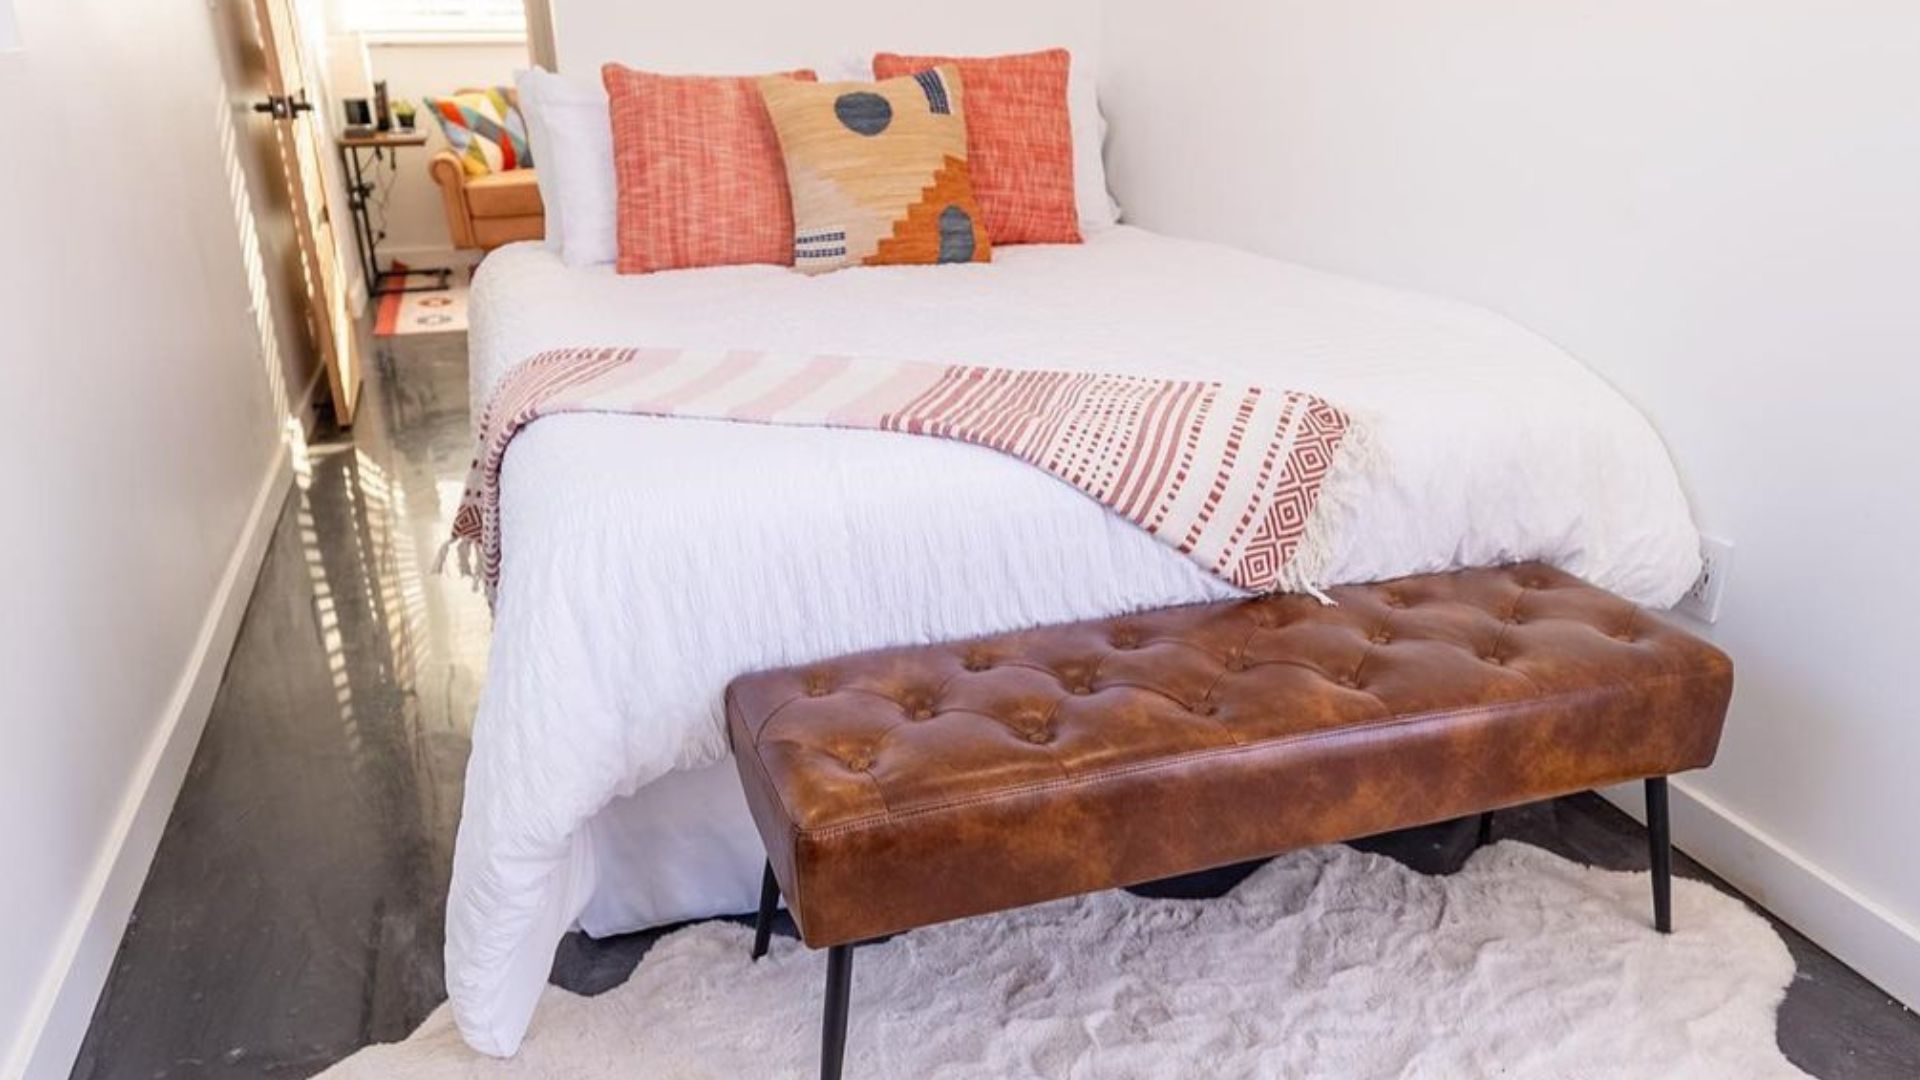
[1068,62,1120,231]
[512,69,563,253]
[514,68,617,267]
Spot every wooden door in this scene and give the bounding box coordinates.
[250,0,365,426]
[209,0,318,427]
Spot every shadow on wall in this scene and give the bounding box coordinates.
[1099,0,1920,1014]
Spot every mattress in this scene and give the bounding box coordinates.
[450,227,1701,1055]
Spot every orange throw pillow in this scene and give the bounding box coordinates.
[758,68,992,274]
[602,65,817,274]
[872,48,1080,246]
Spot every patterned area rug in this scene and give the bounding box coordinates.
[321,842,1807,1078]
[373,268,468,337]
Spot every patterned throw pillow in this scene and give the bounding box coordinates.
[423,87,532,177]
[603,65,817,274]
[757,67,992,274]
[872,49,1080,245]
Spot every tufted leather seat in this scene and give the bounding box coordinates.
[728,562,1733,950]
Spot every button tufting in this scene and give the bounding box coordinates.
[725,559,1735,952]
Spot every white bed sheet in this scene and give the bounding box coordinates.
[450,227,1701,1055]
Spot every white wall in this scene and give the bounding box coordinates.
[0,0,291,1074]
[549,0,1102,78]
[1104,0,1920,1004]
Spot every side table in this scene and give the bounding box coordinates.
[337,131,452,297]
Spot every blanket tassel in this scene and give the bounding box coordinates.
[1272,414,1384,606]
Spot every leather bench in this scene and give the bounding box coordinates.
[726,563,1733,1079]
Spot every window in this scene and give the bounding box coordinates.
[345,0,527,35]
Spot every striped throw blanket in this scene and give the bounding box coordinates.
[447,347,1366,598]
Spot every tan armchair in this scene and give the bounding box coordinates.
[429,153,545,251]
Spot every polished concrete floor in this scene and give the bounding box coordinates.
[71,331,1920,1078]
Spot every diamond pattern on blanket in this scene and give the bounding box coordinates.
[445,348,1366,603]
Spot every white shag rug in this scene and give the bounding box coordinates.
[323,842,1808,1079]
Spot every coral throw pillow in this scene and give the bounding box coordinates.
[872,48,1079,245]
[602,65,817,274]
[424,87,532,176]
[757,67,992,274]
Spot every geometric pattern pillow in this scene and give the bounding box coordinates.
[424,87,533,177]
[757,66,992,274]
[603,65,818,274]
[872,49,1080,245]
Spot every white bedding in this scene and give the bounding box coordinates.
[450,226,1701,1055]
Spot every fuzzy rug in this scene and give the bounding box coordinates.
[322,842,1807,1078]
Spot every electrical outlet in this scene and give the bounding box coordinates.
[1673,536,1733,624]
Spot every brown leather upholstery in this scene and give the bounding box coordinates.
[464,170,544,218]
[728,563,1732,949]
[429,151,544,251]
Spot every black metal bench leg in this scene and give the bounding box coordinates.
[752,861,779,960]
[821,944,854,1080]
[1475,810,1494,849]
[1647,776,1673,933]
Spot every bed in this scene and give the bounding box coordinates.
[449,225,1701,1055]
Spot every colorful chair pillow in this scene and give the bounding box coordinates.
[423,87,532,176]
[872,49,1080,245]
[602,65,818,275]
[757,67,992,274]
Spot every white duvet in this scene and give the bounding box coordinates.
[450,227,1701,1056]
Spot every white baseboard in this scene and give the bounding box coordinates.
[7,443,295,1080]
[380,244,480,273]
[1604,777,1920,1012]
